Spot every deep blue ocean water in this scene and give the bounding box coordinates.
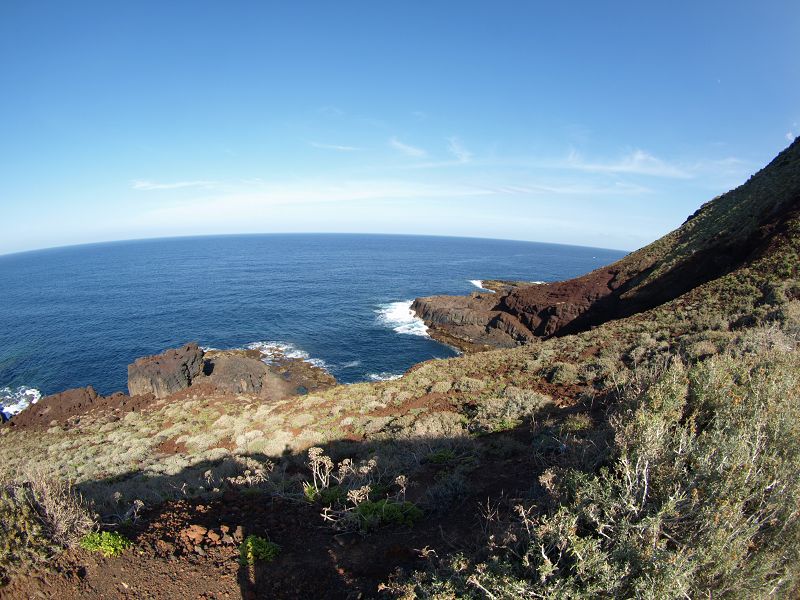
[0,234,625,414]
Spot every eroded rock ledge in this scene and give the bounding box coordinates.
[412,268,624,351]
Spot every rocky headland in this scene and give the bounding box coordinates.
[413,139,800,351]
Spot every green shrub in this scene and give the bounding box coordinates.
[239,534,280,565]
[1,485,57,581]
[79,531,132,557]
[560,413,592,433]
[304,482,345,505]
[542,361,579,385]
[426,449,456,464]
[356,499,423,531]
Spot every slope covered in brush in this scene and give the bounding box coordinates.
[413,139,800,349]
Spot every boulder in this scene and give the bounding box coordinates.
[203,353,271,395]
[127,343,204,398]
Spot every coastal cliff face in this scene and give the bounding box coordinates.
[415,138,800,350]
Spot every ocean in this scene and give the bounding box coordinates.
[0,234,626,418]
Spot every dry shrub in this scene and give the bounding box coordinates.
[390,332,800,599]
[0,471,94,581]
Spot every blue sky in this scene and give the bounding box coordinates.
[0,1,798,255]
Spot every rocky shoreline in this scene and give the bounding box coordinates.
[3,343,336,431]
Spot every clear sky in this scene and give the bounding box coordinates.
[1,1,798,255]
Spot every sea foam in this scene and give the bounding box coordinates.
[469,279,495,293]
[375,300,429,337]
[245,341,329,370]
[0,386,42,420]
[366,372,402,382]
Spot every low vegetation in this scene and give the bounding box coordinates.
[388,337,800,598]
[0,475,94,582]
[79,531,133,557]
[0,141,798,597]
[239,535,280,565]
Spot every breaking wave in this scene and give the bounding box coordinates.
[245,341,329,370]
[468,279,495,293]
[375,301,429,337]
[366,372,402,382]
[0,386,42,420]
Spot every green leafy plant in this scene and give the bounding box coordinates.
[79,531,132,557]
[356,499,423,531]
[426,449,456,464]
[239,534,280,565]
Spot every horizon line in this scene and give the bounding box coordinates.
[0,231,631,259]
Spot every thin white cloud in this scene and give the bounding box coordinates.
[787,131,796,143]
[310,142,361,152]
[565,148,692,179]
[317,106,344,116]
[131,180,218,191]
[389,137,427,157]
[447,137,472,163]
[479,181,651,196]
[136,179,489,226]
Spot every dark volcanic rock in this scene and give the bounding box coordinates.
[127,343,205,398]
[202,353,274,395]
[411,294,535,349]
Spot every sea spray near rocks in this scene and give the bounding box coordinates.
[0,386,41,420]
[375,301,429,337]
[366,372,403,382]
[469,280,496,293]
[245,341,329,370]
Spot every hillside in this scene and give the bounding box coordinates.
[0,140,799,599]
[413,139,800,349]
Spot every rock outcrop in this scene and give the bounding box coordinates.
[127,343,205,398]
[125,343,337,401]
[200,352,290,397]
[4,386,152,430]
[414,138,800,350]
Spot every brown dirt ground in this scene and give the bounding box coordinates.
[0,411,569,600]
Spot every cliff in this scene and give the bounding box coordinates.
[414,138,800,350]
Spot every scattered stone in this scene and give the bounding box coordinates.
[207,530,221,543]
[183,524,208,545]
[155,539,175,555]
[194,545,206,556]
[333,533,358,547]
[221,534,234,546]
[233,526,244,543]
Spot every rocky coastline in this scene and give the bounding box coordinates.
[3,343,336,431]
[413,138,800,352]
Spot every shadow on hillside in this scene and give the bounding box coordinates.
[73,412,612,599]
